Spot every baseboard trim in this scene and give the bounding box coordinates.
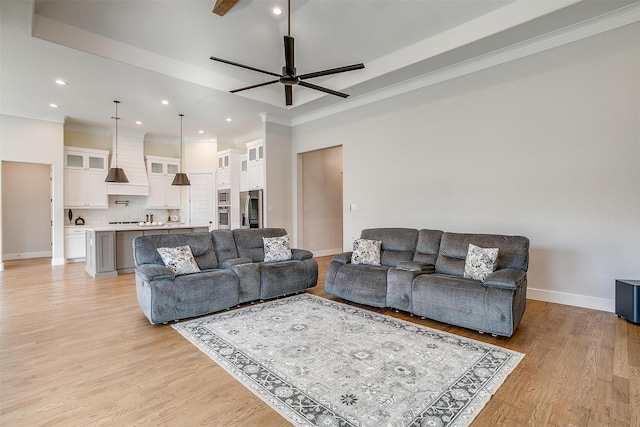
[312,248,342,258]
[527,287,615,313]
[2,251,52,261]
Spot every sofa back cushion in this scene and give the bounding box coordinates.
[413,229,443,265]
[360,228,418,268]
[211,230,239,261]
[435,232,530,277]
[233,228,288,262]
[133,232,218,270]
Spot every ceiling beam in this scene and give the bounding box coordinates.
[212,0,239,16]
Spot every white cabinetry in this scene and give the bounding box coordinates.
[64,147,109,208]
[217,150,233,189]
[246,140,264,190]
[239,154,248,192]
[65,227,86,260]
[146,156,181,208]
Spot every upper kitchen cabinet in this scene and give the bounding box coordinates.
[239,153,248,192]
[64,147,109,208]
[217,149,241,189]
[146,155,181,209]
[246,140,264,190]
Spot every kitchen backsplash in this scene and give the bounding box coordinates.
[65,195,182,226]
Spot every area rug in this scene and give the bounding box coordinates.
[173,294,524,427]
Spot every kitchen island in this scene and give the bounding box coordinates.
[85,224,210,278]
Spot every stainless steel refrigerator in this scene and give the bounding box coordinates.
[239,190,263,228]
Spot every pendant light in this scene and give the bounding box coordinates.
[105,100,129,183]
[172,113,191,186]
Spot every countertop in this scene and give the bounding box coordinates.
[69,223,204,232]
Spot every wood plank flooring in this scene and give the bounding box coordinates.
[1,256,638,426]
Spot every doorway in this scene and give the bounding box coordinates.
[1,161,52,260]
[300,146,343,256]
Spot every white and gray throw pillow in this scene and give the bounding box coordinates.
[464,243,499,281]
[352,238,382,265]
[263,235,292,262]
[157,245,201,275]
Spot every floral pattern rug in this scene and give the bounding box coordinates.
[173,294,524,427]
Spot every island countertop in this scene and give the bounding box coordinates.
[84,223,206,232]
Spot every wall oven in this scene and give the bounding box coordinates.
[218,205,230,229]
[218,189,231,206]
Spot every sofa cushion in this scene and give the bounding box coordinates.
[211,230,239,261]
[352,238,382,265]
[133,232,218,270]
[463,244,499,281]
[233,228,288,262]
[413,229,443,264]
[435,232,530,276]
[157,245,201,275]
[361,228,418,267]
[263,235,292,262]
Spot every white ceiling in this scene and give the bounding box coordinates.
[1,0,638,143]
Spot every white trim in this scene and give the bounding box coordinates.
[51,257,66,266]
[292,2,640,127]
[2,251,52,261]
[312,248,342,258]
[527,287,615,313]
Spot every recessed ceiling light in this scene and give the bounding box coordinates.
[55,79,67,85]
[49,103,59,108]
[273,7,282,15]
[135,121,143,125]
[161,100,170,105]
[226,117,232,122]
[198,130,204,134]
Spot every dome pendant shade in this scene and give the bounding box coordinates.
[171,172,191,186]
[105,100,129,183]
[105,167,129,183]
[172,113,190,186]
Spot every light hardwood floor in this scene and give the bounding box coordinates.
[1,256,638,426]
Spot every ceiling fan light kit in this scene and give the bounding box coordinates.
[210,0,364,106]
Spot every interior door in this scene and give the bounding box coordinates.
[189,173,214,228]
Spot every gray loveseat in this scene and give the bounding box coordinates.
[324,228,529,337]
[133,228,318,324]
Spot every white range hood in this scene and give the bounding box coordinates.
[107,134,149,196]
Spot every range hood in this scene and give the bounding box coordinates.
[107,134,149,196]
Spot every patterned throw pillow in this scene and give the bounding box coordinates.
[263,235,292,262]
[464,243,499,281]
[352,238,382,265]
[157,245,201,275]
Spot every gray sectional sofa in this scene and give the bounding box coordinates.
[324,228,529,337]
[133,228,318,324]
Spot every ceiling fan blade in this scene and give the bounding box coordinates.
[230,79,279,93]
[210,56,281,78]
[298,63,365,80]
[284,35,295,76]
[285,85,293,106]
[298,81,350,98]
[212,0,239,16]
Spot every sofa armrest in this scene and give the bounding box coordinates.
[396,261,435,273]
[291,249,313,261]
[332,252,352,265]
[219,258,253,268]
[136,264,175,282]
[483,269,526,290]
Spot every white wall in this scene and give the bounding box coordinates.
[0,115,65,267]
[2,162,52,259]
[292,23,640,312]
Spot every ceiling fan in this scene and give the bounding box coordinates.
[210,0,365,106]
